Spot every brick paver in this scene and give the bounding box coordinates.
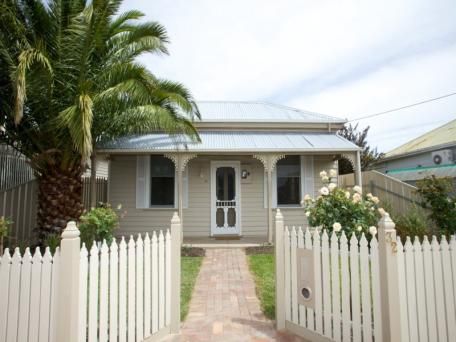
[162,248,305,342]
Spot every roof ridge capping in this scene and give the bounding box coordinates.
[195,100,346,123]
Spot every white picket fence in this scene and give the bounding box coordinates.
[396,235,456,342]
[0,213,182,342]
[275,210,456,342]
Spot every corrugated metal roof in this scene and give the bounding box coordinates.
[195,101,345,123]
[385,118,456,158]
[387,164,456,181]
[98,131,358,152]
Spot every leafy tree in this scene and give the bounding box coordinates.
[416,176,456,236]
[0,0,199,241]
[338,124,383,174]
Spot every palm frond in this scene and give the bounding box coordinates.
[57,93,93,161]
[13,48,53,124]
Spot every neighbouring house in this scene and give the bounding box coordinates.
[97,101,361,243]
[374,118,456,187]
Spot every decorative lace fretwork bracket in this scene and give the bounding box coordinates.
[341,152,357,171]
[164,153,197,173]
[253,153,286,172]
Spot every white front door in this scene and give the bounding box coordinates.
[210,161,241,236]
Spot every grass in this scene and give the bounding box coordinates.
[247,253,275,319]
[181,256,203,320]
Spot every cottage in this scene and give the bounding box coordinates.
[98,101,361,243]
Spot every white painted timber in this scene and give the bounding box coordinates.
[118,238,127,342]
[99,241,109,342]
[127,236,136,342]
[290,227,298,324]
[339,232,350,342]
[359,234,372,342]
[136,234,144,341]
[88,244,99,342]
[144,233,151,337]
[349,234,361,342]
[109,241,119,342]
[321,230,331,338]
[370,237,383,342]
[330,232,341,342]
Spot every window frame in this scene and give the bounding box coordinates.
[149,155,176,208]
[276,155,302,207]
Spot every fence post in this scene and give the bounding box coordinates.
[275,209,285,330]
[377,213,405,342]
[170,212,182,333]
[56,221,81,342]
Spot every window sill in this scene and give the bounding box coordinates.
[142,207,176,210]
[276,206,302,210]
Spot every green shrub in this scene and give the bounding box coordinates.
[394,205,431,242]
[0,216,13,254]
[302,169,383,237]
[44,233,61,254]
[416,176,456,236]
[79,204,119,248]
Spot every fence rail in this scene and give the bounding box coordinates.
[339,170,422,214]
[0,214,181,342]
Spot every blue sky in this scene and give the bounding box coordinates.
[122,0,456,152]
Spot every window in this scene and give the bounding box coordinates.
[150,156,175,206]
[277,156,301,205]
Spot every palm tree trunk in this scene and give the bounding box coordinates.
[90,150,97,208]
[36,163,84,242]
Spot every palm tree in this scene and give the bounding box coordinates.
[0,0,199,241]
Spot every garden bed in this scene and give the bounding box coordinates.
[245,245,274,255]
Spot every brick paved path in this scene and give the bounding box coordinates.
[163,248,304,342]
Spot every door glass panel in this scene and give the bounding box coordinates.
[216,208,225,227]
[227,208,236,227]
[216,167,235,200]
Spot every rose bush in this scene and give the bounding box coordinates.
[302,169,383,237]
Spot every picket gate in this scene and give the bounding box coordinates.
[275,209,456,342]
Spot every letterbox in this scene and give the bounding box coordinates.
[297,248,315,308]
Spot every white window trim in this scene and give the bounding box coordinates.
[137,155,189,209]
[263,155,314,209]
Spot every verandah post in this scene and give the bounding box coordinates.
[170,212,182,333]
[377,213,405,341]
[56,221,81,342]
[275,209,285,330]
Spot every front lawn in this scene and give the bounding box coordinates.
[247,254,275,319]
[181,256,203,320]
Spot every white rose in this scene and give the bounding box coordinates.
[305,211,311,217]
[369,226,377,236]
[345,191,351,199]
[322,175,329,183]
[372,196,380,204]
[319,170,327,178]
[300,199,305,206]
[304,194,312,201]
[352,193,361,203]
[329,169,337,178]
[366,193,373,199]
[328,183,337,192]
[353,185,362,194]
[117,204,122,210]
[332,222,342,232]
[319,187,329,196]
[378,208,386,216]
[357,226,363,231]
